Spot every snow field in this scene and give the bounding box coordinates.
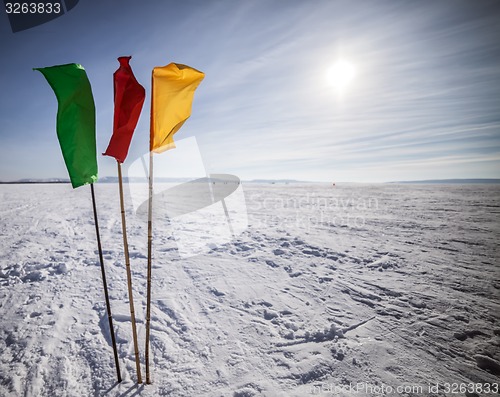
[0,183,499,396]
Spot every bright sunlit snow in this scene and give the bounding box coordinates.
[1,182,499,396]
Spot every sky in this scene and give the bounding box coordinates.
[0,0,499,183]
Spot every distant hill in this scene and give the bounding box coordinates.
[0,177,191,184]
[246,179,309,184]
[98,176,193,183]
[389,179,500,184]
[0,178,70,184]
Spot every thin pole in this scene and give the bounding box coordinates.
[221,198,235,239]
[90,183,122,383]
[145,150,154,384]
[117,161,143,384]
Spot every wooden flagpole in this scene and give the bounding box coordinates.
[90,183,122,383]
[145,150,154,384]
[117,161,142,384]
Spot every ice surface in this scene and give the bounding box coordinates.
[0,183,499,396]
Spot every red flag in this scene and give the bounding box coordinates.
[103,56,145,163]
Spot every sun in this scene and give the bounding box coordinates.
[326,60,356,91]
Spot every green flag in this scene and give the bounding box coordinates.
[35,63,98,188]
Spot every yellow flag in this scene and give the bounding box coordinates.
[150,63,204,153]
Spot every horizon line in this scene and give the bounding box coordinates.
[1,177,499,185]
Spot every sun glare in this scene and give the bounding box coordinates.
[327,60,356,91]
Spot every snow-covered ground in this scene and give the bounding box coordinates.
[0,183,499,396]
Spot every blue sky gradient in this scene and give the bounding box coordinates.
[1,0,499,182]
